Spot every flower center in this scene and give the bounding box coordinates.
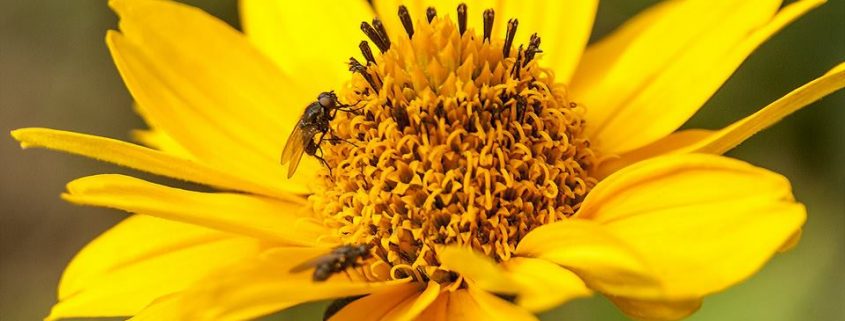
[308,4,597,282]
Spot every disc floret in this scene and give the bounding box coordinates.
[309,5,597,282]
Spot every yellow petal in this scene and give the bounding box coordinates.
[573,0,823,154]
[608,297,702,321]
[62,174,326,245]
[329,283,422,321]
[331,282,440,321]
[438,246,518,294]
[500,1,597,83]
[605,198,805,299]
[128,294,182,321]
[596,44,844,178]
[181,247,409,321]
[573,0,773,132]
[445,289,488,321]
[502,257,592,312]
[108,0,320,189]
[580,154,794,223]
[47,216,260,320]
[579,154,806,299]
[411,290,449,321]
[467,286,540,321]
[130,101,193,159]
[10,128,297,200]
[515,219,660,298]
[683,62,844,155]
[779,229,803,252]
[130,129,192,159]
[382,282,441,321]
[593,129,714,178]
[240,0,374,94]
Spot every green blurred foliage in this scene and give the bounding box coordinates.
[0,1,842,320]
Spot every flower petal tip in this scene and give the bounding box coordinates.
[10,128,43,149]
[10,129,25,146]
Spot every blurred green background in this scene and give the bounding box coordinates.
[0,1,842,320]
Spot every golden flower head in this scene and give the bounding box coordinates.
[10,0,844,321]
[312,8,597,281]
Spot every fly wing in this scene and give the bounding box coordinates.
[280,124,318,178]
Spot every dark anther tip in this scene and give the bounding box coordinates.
[504,18,519,58]
[457,3,468,35]
[426,7,437,23]
[398,5,414,39]
[482,9,495,43]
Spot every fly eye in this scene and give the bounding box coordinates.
[318,93,336,108]
[319,97,333,107]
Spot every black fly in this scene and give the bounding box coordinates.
[280,91,356,178]
[290,244,373,281]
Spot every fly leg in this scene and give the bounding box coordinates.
[324,134,358,147]
[336,104,366,115]
[314,144,333,178]
[305,135,333,179]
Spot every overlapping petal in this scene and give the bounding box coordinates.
[573,0,824,154]
[47,216,261,320]
[412,290,449,321]
[608,297,702,321]
[108,0,321,190]
[179,247,410,321]
[331,282,441,321]
[10,128,297,201]
[128,294,183,321]
[466,286,540,321]
[62,174,327,246]
[579,154,805,299]
[597,61,845,175]
[515,219,661,298]
[438,246,518,294]
[440,247,593,313]
[130,129,192,159]
[502,257,592,312]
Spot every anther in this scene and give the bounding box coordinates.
[361,22,389,53]
[349,57,379,91]
[504,19,518,58]
[523,34,542,66]
[372,19,391,50]
[482,9,495,43]
[512,45,523,77]
[426,7,437,23]
[398,5,414,39]
[359,41,376,65]
[457,3,468,35]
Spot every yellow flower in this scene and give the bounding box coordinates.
[10,0,844,320]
